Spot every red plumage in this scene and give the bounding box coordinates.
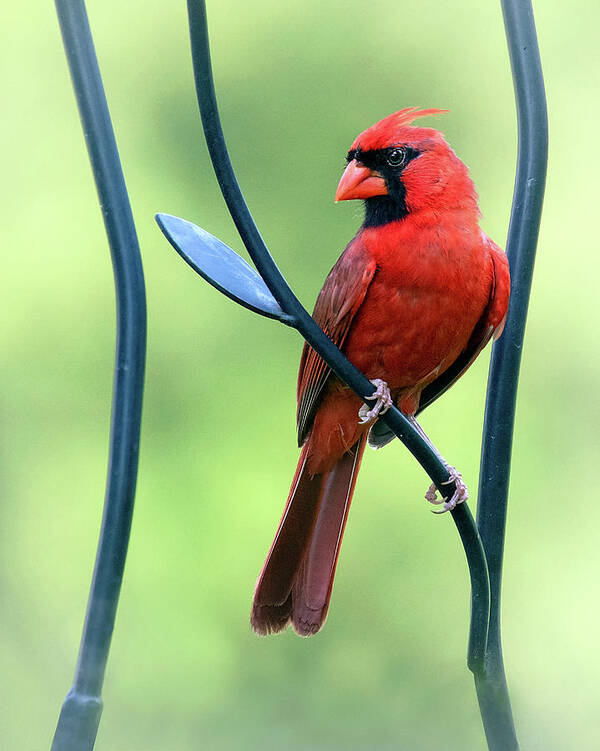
[251,109,510,636]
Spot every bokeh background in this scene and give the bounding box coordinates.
[3,1,599,749]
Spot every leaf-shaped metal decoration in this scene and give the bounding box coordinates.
[156,213,288,322]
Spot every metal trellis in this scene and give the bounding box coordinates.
[49,0,546,748]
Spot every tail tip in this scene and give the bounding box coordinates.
[250,599,327,637]
[250,599,292,636]
[291,603,328,637]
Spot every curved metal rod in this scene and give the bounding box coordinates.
[471,0,548,748]
[186,0,490,670]
[51,1,147,749]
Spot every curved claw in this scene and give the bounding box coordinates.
[426,467,469,514]
[358,379,393,424]
[425,484,445,504]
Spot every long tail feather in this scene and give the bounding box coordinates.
[291,436,367,635]
[251,444,325,635]
[251,436,367,637]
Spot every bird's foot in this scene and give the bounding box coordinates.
[358,379,393,424]
[425,466,469,514]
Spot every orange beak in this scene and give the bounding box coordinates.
[335,160,387,202]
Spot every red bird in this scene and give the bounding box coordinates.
[251,108,510,637]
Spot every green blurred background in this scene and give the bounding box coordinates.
[3,1,599,749]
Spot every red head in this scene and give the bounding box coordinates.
[335,108,478,226]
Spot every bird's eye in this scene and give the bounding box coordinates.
[386,148,406,167]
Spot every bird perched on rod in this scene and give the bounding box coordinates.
[251,108,510,637]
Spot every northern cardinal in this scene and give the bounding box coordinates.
[251,108,510,637]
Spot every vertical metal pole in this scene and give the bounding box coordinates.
[51,1,147,748]
[472,1,548,748]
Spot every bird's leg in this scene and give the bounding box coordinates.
[406,416,469,514]
[358,379,393,424]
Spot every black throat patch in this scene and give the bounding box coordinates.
[349,146,420,228]
[363,193,408,228]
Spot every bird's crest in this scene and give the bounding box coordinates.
[352,107,448,151]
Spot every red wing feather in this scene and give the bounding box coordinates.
[297,240,377,445]
[369,242,510,449]
[417,242,510,412]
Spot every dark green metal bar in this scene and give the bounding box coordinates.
[471,0,548,748]
[187,0,490,671]
[51,1,147,749]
